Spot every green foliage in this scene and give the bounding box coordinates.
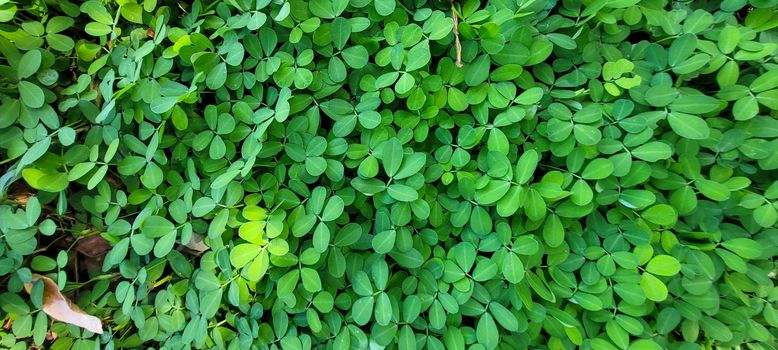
[1,0,778,349]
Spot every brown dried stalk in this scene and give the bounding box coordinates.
[451,3,463,68]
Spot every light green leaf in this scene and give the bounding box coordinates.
[646,255,681,276]
[406,40,430,72]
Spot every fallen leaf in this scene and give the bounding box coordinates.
[180,233,209,254]
[76,235,111,258]
[24,274,103,334]
[8,192,32,206]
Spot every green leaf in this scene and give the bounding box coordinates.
[46,16,74,34]
[695,178,730,201]
[330,17,350,50]
[398,325,415,350]
[733,95,759,120]
[721,238,761,259]
[277,269,300,297]
[472,259,498,282]
[194,270,221,291]
[515,150,539,184]
[131,234,154,255]
[381,138,403,177]
[645,255,681,276]
[668,33,697,67]
[640,272,668,302]
[628,339,663,350]
[154,230,177,258]
[631,142,672,162]
[670,95,720,114]
[17,50,41,79]
[751,69,778,92]
[321,196,344,221]
[642,204,677,226]
[571,292,603,311]
[18,81,44,108]
[644,86,678,107]
[300,267,322,292]
[387,250,421,270]
[489,302,518,331]
[192,197,216,217]
[475,180,510,205]
[718,25,740,54]
[667,112,710,140]
[20,136,51,166]
[352,296,374,325]
[476,313,499,349]
[448,87,468,111]
[342,45,368,68]
[524,188,547,221]
[305,157,328,176]
[465,55,490,86]
[526,39,553,65]
[387,184,417,202]
[374,0,395,16]
[581,158,614,180]
[470,206,492,235]
[546,33,577,49]
[502,253,524,283]
[372,230,396,254]
[151,96,178,114]
[754,203,778,228]
[85,22,112,36]
[406,40,430,72]
[699,316,733,342]
[542,214,564,247]
[606,320,629,349]
[395,153,426,180]
[573,124,601,145]
[206,62,227,89]
[515,87,543,105]
[142,216,176,238]
[120,2,143,24]
[374,292,392,325]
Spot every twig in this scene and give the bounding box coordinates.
[92,79,103,109]
[451,2,463,68]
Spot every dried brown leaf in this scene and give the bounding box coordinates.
[181,233,209,254]
[24,274,103,334]
[76,235,111,258]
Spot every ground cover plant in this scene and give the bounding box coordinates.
[1,0,778,349]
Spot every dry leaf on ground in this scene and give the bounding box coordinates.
[24,274,103,334]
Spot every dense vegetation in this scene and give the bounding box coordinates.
[1,0,778,349]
